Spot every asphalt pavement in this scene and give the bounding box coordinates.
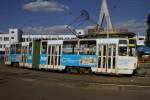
[0,64,150,100]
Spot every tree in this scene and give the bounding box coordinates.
[145,14,150,47]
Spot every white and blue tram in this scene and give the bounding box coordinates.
[4,38,137,75]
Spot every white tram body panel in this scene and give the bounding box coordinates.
[93,38,137,75]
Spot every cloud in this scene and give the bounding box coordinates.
[22,0,69,12]
[21,25,75,35]
[114,19,147,34]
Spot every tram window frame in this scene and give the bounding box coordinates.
[41,42,47,54]
[63,41,78,54]
[79,40,96,55]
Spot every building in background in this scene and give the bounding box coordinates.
[0,29,22,52]
[21,28,77,42]
[0,28,79,52]
[0,29,23,62]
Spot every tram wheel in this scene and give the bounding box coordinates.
[66,67,71,73]
[79,68,85,74]
[13,62,19,67]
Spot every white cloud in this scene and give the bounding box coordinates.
[114,19,147,34]
[23,0,69,12]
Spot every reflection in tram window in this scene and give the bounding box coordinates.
[48,55,50,65]
[118,47,127,56]
[54,46,58,55]
[113,57,116,69]
[108,57,111,68]
[29,43,32,54]
[129,47,136,56]
[103,57,106,68]
[16,44,21,54]
[108,45,112,56]
[113,45,116,56]
[63,41,78,54]
[10,45,15,54]
[98,57,101,68]
[48,46,51,55]
[119,40,127,44]
[103,45,106,56]
[80,40,96,55]
[99,46,102,56]
[41,42,47,54]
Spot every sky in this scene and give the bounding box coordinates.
[0,0,150,35]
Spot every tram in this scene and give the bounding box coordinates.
[4,38,137,75]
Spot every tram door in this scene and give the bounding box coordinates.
[47,45,62,69]
[98,44,116,74]
[21,46,28,67]
[4,47,10,65]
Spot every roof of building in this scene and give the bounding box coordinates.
[0,32,8,34]
[21,26,76,35]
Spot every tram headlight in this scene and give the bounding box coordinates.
[80,58,96,65]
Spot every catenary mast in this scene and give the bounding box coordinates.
[98,0,113,32]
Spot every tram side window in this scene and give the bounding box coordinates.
[79,40,96,55]
[119,40,127,44]
[23,46,28,54]
[118,47,127,56]
[29,43,32,54]
[63,41,78,54]
[129,39,136,45]
[118,40,128,56]
[41,42,47,54]
[129,47,136,56]
[16,44,21,54]
[10,45,16,54]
